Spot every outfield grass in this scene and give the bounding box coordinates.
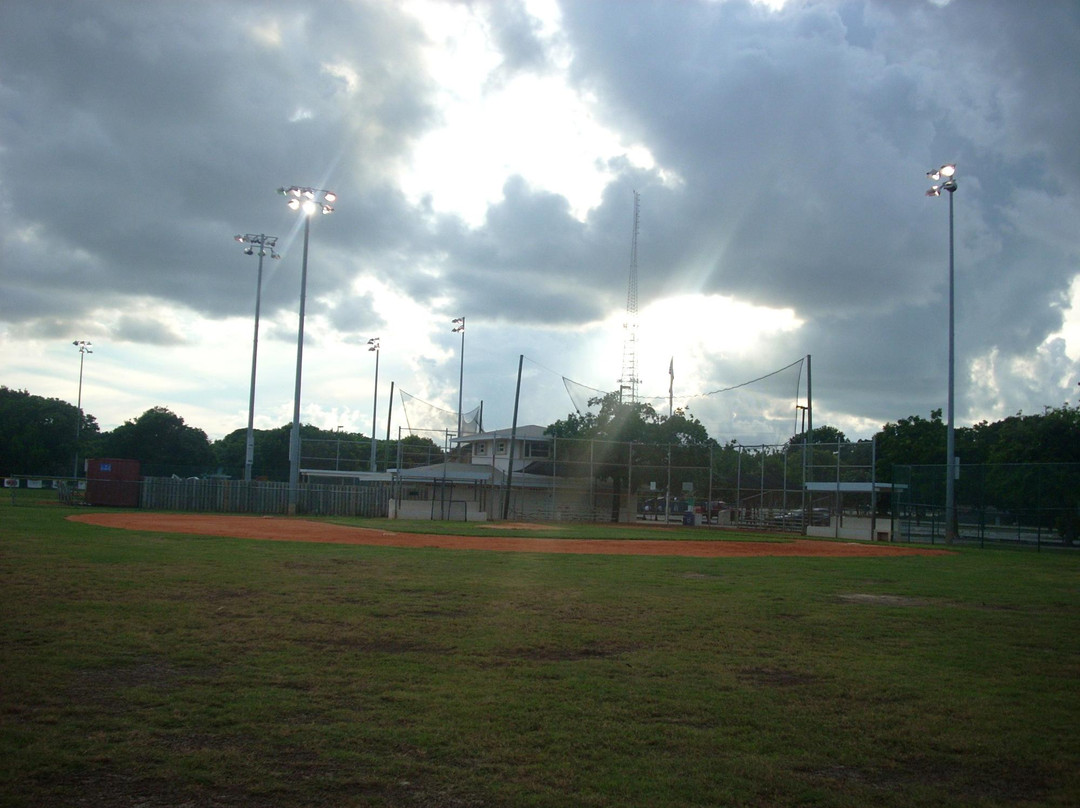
[2,502,1078,807]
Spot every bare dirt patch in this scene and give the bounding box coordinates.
[68,513,951,559]
[738,667,820,687]
[836,593,934,607]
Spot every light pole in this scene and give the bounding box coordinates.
[452,316,465,438]
[235,233,279,482]
[927,163,958,542]
[368,337,380,472]
[279,185,336,514]
[72,340,92,479]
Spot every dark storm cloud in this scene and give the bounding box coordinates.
[324,290,383,335]
[456,177,622,323]
[2,0,1078,435]
[559,0,946,312]
[113,315,188,347]
[549,0,1080,421]
[0,0,435,334]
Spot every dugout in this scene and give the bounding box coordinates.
[804,481,899,541]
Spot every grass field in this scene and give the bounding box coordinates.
[2,500,1078,807]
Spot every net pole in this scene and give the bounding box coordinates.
[502,354,523,520]
[708,444,714,525]
[552,435,558,521]
[736,446,743,523]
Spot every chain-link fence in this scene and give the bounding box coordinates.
[298,435,840,525]
[489,437,878,527]
[300,431,449,474]
[419,437,869,527]
[11,438,888,529]
[891,463,1080,549]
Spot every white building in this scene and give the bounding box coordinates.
[457,425,553,473]
[390,425,614,522]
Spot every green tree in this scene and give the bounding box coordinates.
[973,405,1080,464]
[657,409,712,446]
[212,428,252,478]
[544,410,597,439]
[960,406,1080,540]
[100,407,214,477]
[212,424,349,481]
[875,409,945,482]
[873,405,1080,541]
[211,425,442,481]
[0,386,99,476]
[789,424,849,446]
[547,395,718,521]
[212,426,298,480]
[397,434,445,468]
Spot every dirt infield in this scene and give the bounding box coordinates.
[68,513,951,558]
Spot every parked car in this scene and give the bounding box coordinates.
[639,497,691,520]
[668,499,690,515]
[702,500,728,524]
[778,508,830,526]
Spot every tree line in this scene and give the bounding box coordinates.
[0,387,442,479]
[3,384,1080,482]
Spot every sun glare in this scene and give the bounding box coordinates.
[399,0,661,226]
[637,294,802,366]
[584,293,803,400]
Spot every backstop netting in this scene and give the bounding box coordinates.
[399,390,481,437]
[482,354,812,522]
[558,356,807,447]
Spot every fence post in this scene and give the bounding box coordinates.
[552,435,557,521]
[736,446,742,524]
[834,441,841,539]
[708,444,714,524]
[589,439,595,519]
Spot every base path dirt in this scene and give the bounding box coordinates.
[68,513,951,559]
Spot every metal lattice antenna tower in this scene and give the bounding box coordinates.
[619,191,641,403]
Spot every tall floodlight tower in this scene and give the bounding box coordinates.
[618,191,641,404]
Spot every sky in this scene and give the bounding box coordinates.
[2,0,1079,448]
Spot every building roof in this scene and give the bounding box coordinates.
[453,424,551,444]
[394,462,554,489]
[804,482,902,492]
[301,469,393,482]
[397,462,504,483]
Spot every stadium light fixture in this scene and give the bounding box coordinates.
[234,234,280,482]
[368,337,380,472]
[72,340,92,479]
[279,186,336,514]
[926,163,958,542]
[452,317,465,438]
